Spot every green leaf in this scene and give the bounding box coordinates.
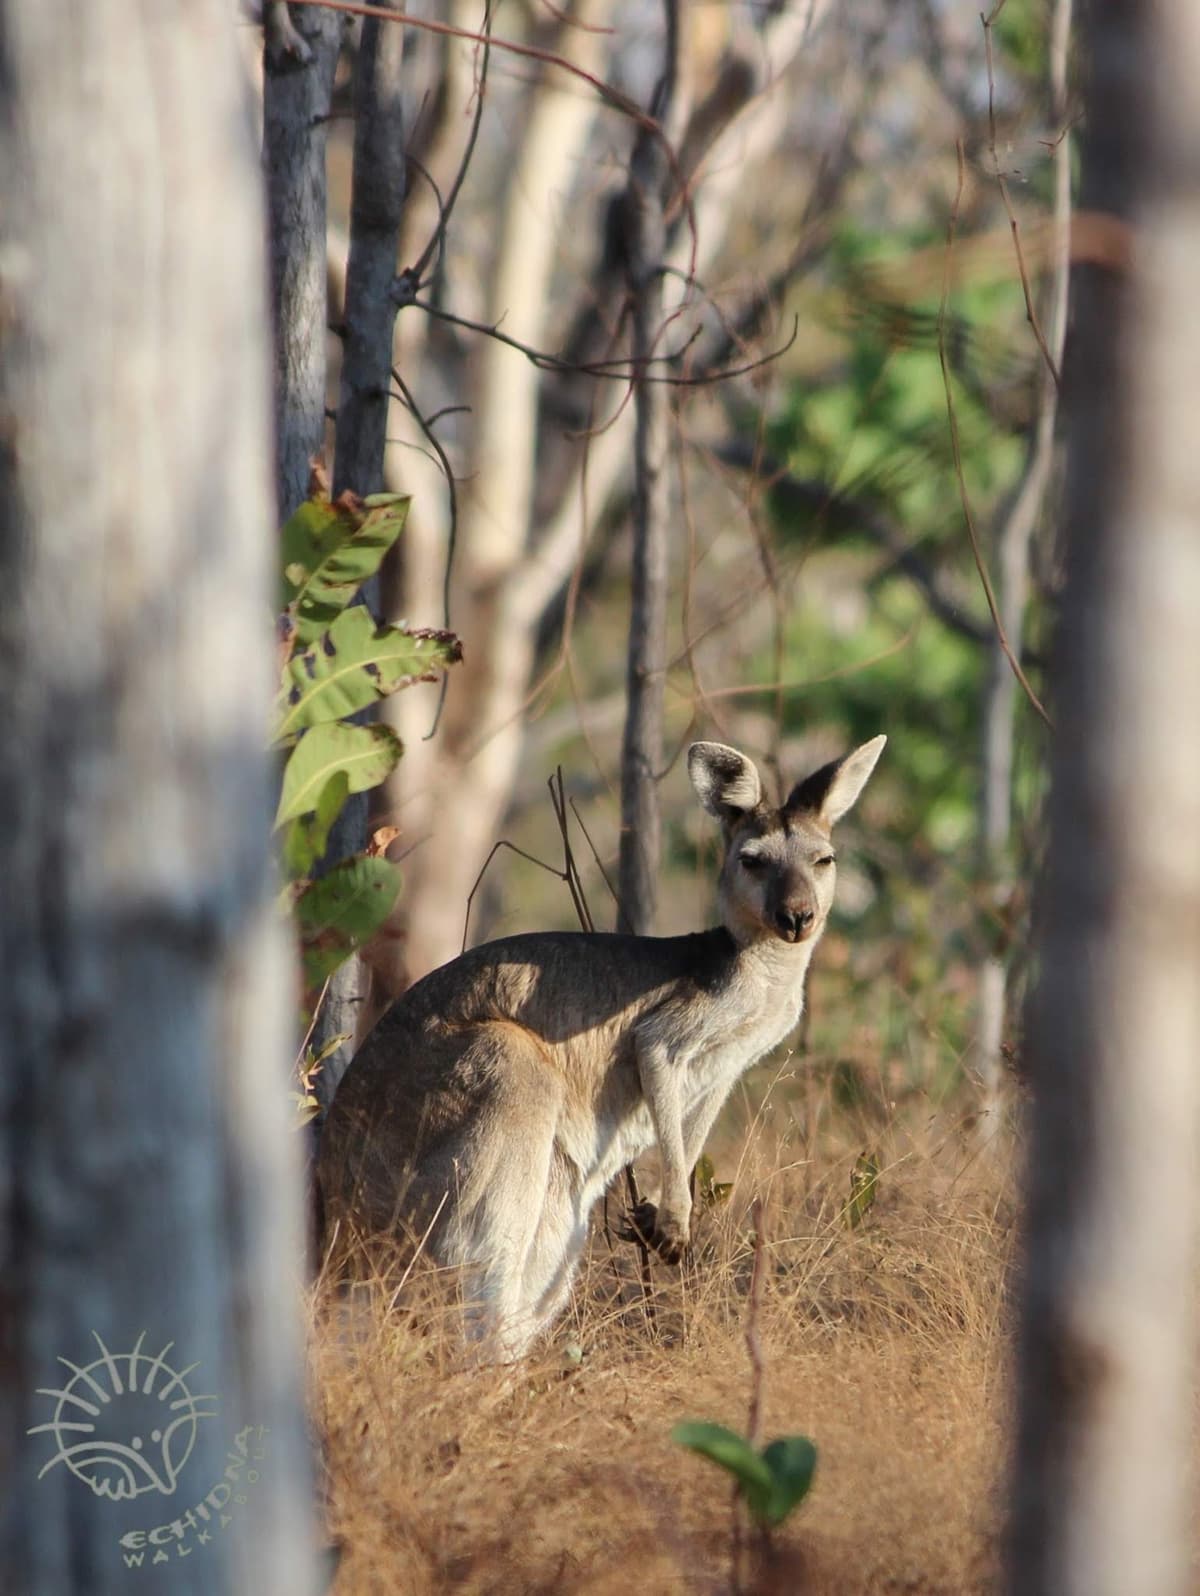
[846,1150,880,1230]
[291,1090,323,1127]
[276,607,461,740]
[294,856,402,999]
[280,494,411,645]
[694,1153,732,1208]
[760,1436,818,1526]
[276,723,403,827]
[671,1422,775,1521]
[302,1030,352,1074]
[280,770,350,878]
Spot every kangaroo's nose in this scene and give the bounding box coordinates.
[775,906,815,942]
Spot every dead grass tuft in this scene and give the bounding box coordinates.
[312,1088,1016,1595]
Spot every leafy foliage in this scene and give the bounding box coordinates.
[278,606,459,740]
[272,488,461,1019]
[711,217,1054,1081]
[280,491,412,645]
[292,855,405,1001]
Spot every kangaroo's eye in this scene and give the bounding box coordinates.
[815,855,835,868]
[739,853,766,872]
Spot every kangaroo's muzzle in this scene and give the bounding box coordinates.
[773,905,816,942]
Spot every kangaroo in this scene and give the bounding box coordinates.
[317,735,885,1359]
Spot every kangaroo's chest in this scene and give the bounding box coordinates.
[568,975,805,1204]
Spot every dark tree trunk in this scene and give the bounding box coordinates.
[617,0,684,935]
[264,2,344,519]
[313,1,409,1101]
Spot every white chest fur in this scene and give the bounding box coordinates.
[577,940,813,1206]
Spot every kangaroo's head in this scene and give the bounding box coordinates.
[687,736,886,948]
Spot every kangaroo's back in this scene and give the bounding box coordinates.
[317,929,733,1221]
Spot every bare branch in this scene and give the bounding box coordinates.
[938,141,1054,729]
[982,7,1062,390]
[407,1,493,285]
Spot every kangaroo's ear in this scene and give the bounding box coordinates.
[786,735,886,830]
[688,742,763,822]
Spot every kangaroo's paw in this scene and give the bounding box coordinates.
[616,1200,688,1265]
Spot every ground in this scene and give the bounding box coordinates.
[313,1060,1015,1594]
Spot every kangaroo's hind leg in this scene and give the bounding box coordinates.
[444,1023,566,1362]
[516,1153,590,1350]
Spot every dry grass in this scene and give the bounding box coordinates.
[312,1074,1017,1596]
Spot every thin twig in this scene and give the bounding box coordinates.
[731,1195,769,1591]
[548,767,594,932]
[568,798,621,911]
[286,0,701,274]
[981,6,1061,389]
[460,838,576,951]
[744,1196,767,1449]
[385,1189,449,1312]
[938,141,1054,729]
[408,1,493,285]
[388,365,459,739]
[295,976,334,1076]
[623,1164,656,1335]
[393,292,799,387]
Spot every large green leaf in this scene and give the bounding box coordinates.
[671,1423,774,1521]
[294,856,402,1000]
[280,493,411,645]
[280,771,350,879]
[276,608,461,740]
[760,1436,818,1526]
[275,722,402,826]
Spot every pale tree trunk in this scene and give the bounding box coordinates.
[314,2,408,1098]
[617,0,686,933]
[387,3,828,978]
[1009,5,1200,1592]
[975,0,1072,1134]
[382,0,607,981]
[264,2,343,519]
[0,5,313,1595]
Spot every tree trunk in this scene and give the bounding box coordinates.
[974,0,1072,1137]
[334,5,407,502]
[615,3,684,933]
[0,5,314,1594]
[314,1,409,1098]
[376,0,607,987]
[264,2,344,519]
[1009,5,1200,1592]
[385,3,826,978]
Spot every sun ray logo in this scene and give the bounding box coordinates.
[27,1331,217,1502]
